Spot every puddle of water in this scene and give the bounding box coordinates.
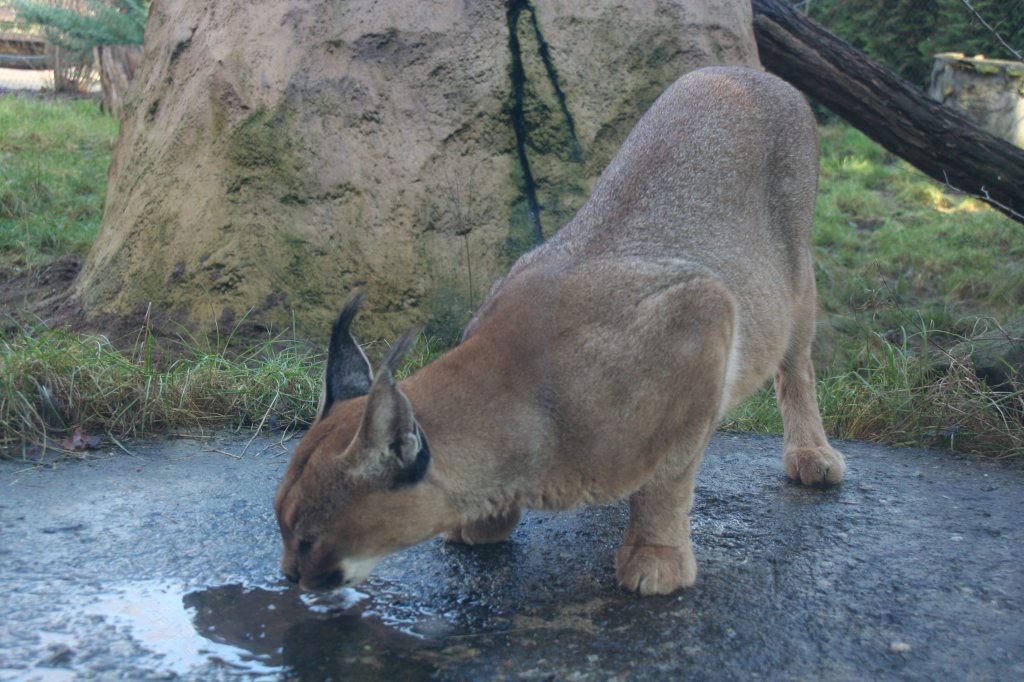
[86,581,281,679]
[23,580,451,680]
[185,582,447,679]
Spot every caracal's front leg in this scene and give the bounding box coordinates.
[616,447,704,596]
[615,290,733,595]
[775,346,845,486]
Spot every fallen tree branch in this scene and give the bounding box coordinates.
[751,0,1024,225]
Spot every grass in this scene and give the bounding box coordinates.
[0,305,444,454]
[812,124,1023,336]
[722,327,1024,458]
[0,95,118,268]
[0,311,441,456]
[0,316,320,455]
[0,95,1021,458]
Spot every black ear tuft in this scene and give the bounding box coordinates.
[379,328,421,383]
[319,292,373,421]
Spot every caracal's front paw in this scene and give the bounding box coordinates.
[784,445,846,486]
[616,544,697,595]
[442,508,522,545]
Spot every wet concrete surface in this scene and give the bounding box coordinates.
[1,431,1022,681]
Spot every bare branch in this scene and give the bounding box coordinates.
[960,0,1022,60]
[942,171,1024,223]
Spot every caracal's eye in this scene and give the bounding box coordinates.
[298,538,314,555]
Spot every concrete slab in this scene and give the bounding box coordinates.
[1,432,1022,680]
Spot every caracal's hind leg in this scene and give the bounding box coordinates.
[776,303,846,486]
[443,508,522,545]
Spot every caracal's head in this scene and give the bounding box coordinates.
[274,293,440,592]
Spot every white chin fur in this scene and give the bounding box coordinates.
[340,556,381,585]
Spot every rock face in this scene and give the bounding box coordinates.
[76,0,759,342]
[928,53,1024,148]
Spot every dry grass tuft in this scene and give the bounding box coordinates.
[0,318,322,458]
[724,327,1024,458]
[0,317,444,459]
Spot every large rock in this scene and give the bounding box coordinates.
[928,53,1024,148]
[75,0,759,342]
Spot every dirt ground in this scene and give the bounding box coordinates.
[0,255,84,329]
[1,255,293,355]
[0,255,152,344]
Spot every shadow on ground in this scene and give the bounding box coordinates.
[1,432,1022,680]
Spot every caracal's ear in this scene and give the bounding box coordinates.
[357,329,424,475]
[317,291,373,422]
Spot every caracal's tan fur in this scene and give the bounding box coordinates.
[275,66,845,596]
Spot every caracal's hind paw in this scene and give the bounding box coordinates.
[616,544,697,595]
[442,508,522,545]
[784,445,846,486]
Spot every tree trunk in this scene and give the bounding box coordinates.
[46,43,66,92]
[94,45,143,119]
[751,0,1024,225]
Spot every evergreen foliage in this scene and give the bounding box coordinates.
[808,0,1024,85]
[11,0,147,55]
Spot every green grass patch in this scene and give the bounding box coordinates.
[812,124,1023,336]
[0,95,118,268]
